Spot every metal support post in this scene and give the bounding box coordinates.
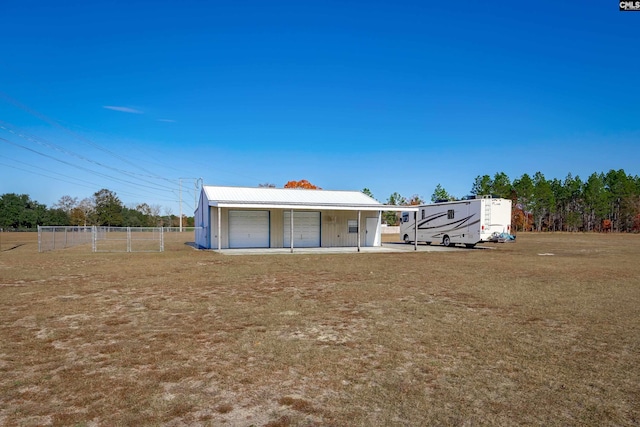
[290,209,294,253]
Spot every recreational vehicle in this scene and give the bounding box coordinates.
[399,196,514,248]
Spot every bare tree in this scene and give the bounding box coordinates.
[150,204,162,226]
[164,207,173,227]
[70,197,95,226]
[53,195,78,214]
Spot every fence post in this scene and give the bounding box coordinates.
[92,226,96,252]
[127,227,131,252]
[37,225,41,252]
[160,227,164,252]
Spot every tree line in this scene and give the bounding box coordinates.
[0,189,194,230]
[3,170,639,232]
[370,169,640,232]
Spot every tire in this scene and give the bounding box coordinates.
[443,235,452,247]
[465,243,476,249]
[426,242,432,245]
[403,234,411,244]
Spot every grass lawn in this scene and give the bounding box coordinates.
[1,232,638,426]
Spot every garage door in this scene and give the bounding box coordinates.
[229,211,270,248]
[283,211,320,247]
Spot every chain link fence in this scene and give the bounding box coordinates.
[38,226,166,252]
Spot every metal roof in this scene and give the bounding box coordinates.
[201,185,417,211]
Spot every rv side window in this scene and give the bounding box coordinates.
[447,209,454,219]
[421,209,425,219]
[402,213,409,223]
[348,220,358,233]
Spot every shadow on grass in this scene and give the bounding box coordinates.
[1,243,26,252]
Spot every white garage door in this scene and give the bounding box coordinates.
[283,211,320,247]
[229,210,270,248]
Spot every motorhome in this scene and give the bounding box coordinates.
[399,196,514,248]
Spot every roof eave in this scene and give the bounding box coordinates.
[207,201,418,211]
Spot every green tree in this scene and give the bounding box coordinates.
[135,203,156,227]
[93,189,123,226]
[604,169,637,231]
[563,173,583,231]
[384,192,407,225]
[549,177,565,231]
[431,184,451,203]
[492,172,512,199]
[582,173,608,231]
[531,172,555,231]
[121,206,141,227]
[512,174,534,231]
[45,208,70,226]
[0,193,25,229]
[0,193,48,229]
[470,169,640,233]
[471,175,492,196]
[361,188,375,200]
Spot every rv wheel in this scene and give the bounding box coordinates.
[443,235,452,247]
[403,234,411,244]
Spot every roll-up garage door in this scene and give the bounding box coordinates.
[229,211,270,248]
[283,211,320,247]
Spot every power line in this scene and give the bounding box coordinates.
[0,136,178,197]
[1,92,278,209]
[0,91,172,181]
[0,155,179,203]
[0,121,181,192]
[0,160,97,191]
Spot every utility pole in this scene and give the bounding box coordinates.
[179,178,201,233]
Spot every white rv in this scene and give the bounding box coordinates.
[399,196,514,248]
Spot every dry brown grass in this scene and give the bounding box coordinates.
[1,231,639,426]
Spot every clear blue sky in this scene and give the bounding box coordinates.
[1,0,638,215]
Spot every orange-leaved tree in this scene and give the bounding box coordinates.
[284,179,321,189]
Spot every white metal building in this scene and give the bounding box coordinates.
[195,185,415,251]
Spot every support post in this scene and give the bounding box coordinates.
[290,209,294,253]
[217,207,222,251]
[357,210,361,252]
[414,211,418,251]
[179,178,183,233]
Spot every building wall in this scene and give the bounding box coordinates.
[194,191,209,248]
[271,209,284,247]
[321,210,363,247]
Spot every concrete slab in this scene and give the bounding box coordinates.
[214,242,478,255]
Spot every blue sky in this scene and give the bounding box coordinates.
[1,0,638,215]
